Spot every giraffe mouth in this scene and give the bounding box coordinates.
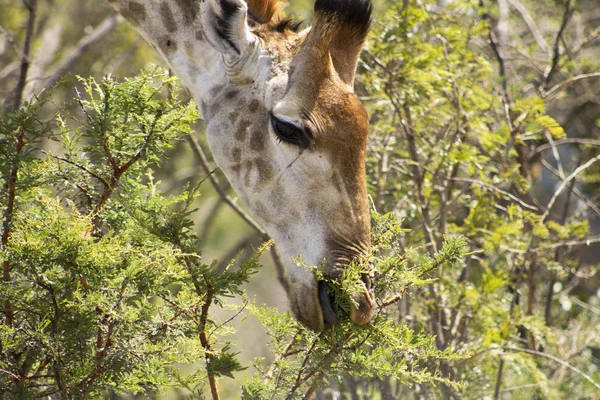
[318,280,340,325]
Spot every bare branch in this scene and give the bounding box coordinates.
[11,0,38,110]
[505,346,600,391]
[532,138,600,156]
[541,0,573,90]
[507,0,551,56]
[543,72,600,99]
[541,154,600,223]
[450,177,538,211]
[540,159,600,218]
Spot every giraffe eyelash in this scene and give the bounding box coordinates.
[269,113,314,148]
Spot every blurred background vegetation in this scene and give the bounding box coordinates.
[1,0,600,398]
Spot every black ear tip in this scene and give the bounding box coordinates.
[314,0,372,28]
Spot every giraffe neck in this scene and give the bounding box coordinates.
[107,0,224,106]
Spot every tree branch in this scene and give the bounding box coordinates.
[540,154,600,223]
[23,16,121,99]
[505,346,600,391]
[543,72,600,99]
[507,0,550,57]
[11,0,37,110]
[1,123,26,327]
[199,285,220,400]
[541,0,573,90]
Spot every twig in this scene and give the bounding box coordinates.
[199,285,221,400]
[214,234,259,273]
[1,123,26,328]
[287,336,322,399]
[378,248,468,309]
[506,0,550,56]
[505,346,600,391]
[540,154,600,223]
[303,372,325,400]
[0,24,24,59]
[541,0,573,90]
[11,0,37,110]
[540,159,600,218]
[199,198,224,244]
[532,235,600,252]
[0,368,19,379]
[543,72,600,99]
[493,238,535,399]
[450,177,538,211]
[41,151,109,187]
[532,138,600,156]
[486,14,530,179]
[80,281,128,396]
[399,101,436,255]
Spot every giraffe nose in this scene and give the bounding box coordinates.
[318,280,340,325]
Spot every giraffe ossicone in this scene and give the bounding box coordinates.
[108,0,375,331]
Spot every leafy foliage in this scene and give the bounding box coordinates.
[1,0,600,398]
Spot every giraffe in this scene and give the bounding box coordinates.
[107,0,375,331]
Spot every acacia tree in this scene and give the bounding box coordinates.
[1,0,600,399]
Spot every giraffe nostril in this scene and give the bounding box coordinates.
[318,280,340,324]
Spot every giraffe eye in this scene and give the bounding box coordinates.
[269,113,313,148]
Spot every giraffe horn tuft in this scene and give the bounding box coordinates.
[245,0,285,24]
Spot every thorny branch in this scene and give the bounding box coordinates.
[80,281,128,397]
[199,283,220,400]
[1,124,26,328]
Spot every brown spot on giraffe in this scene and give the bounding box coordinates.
[185,40,194,57]
[254,158,273,182]
[195,30,204,41]
[231,147,242,164]
[209,84,225,98]
[225,90,240,100]
[249,129,265,151]
[174,0,198,25]
[253,200,267,218]
[160,2,178,32]
[236,120,251,141]
[248,99,260,113]
[120,1,147,26]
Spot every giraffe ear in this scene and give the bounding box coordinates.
[200,0,255,56]
[314,0,372,87]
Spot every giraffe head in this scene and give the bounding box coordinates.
[197,0,375,331]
